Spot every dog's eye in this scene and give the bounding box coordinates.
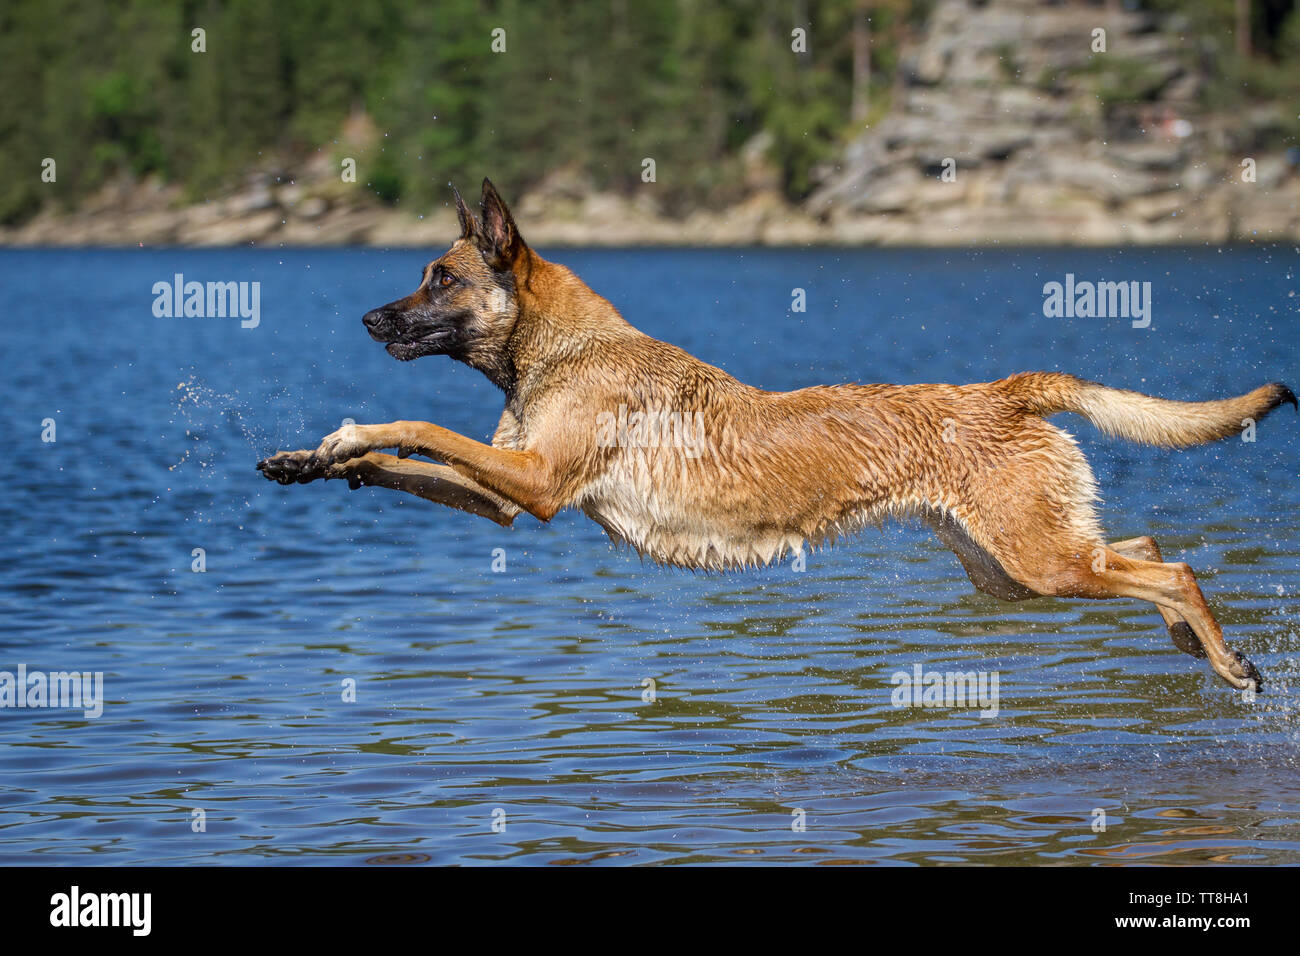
[439,273,456,288]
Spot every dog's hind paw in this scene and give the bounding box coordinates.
[257,450,325,485]
[1230,650,1264,693]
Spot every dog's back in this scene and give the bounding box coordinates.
[529,313,1088,571]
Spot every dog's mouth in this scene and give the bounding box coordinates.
[383,330,454,361]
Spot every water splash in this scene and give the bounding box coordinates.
[170,374,308,472]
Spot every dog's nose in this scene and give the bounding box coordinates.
[362,308,387,332]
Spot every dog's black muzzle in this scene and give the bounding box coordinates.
[362,304,460,361]
[362,306,402,342]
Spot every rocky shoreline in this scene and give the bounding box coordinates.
[4,169,1299,249]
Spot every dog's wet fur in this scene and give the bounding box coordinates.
[260,179,1295,692]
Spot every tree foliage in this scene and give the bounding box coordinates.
[0,0,1296,224]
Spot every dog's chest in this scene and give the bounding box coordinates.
[576,458,805,571]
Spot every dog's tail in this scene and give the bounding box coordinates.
[1003,371,1297,448]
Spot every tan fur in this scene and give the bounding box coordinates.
[1005,371,1293,447]
[259,179,1294,692]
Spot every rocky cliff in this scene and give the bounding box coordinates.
[805,0,1300,244]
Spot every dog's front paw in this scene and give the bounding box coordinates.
[312,423,374,467]
[257,449,326,485]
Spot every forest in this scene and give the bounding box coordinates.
[1,0,1296,224]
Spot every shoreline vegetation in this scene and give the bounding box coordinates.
[3,0,1298,248]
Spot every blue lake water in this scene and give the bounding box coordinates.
[1,244,1297,865]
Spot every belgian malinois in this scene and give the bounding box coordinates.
[259,179,1294,691]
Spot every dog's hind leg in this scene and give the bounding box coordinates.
[938,419,1255,688]
[1107,536,1205,659]
[258,450,521,526]
[1029,546,1262,690]
[926,510,1041,601]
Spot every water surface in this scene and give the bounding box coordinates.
[1,245,1297,865]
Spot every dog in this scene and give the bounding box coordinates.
[258,178,1294,691]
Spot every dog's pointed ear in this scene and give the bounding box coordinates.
[451,183,479,240]
[478,177,526,268]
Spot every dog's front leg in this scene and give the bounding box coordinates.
[309,422,420,466]
[257,449,522,526]
[310,421,563,521]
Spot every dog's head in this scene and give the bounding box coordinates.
[362,179,530,384]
